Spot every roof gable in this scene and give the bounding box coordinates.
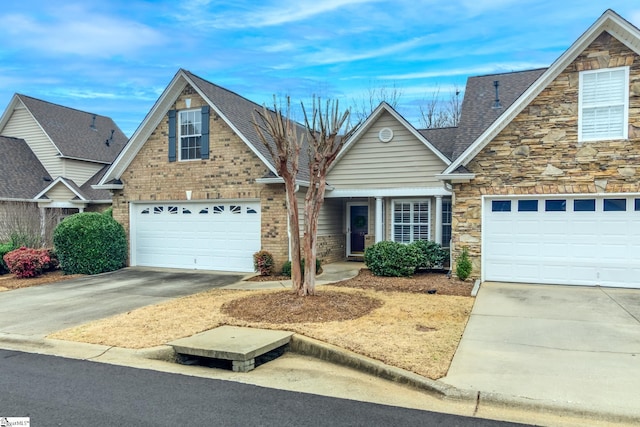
[442,9,640,175]
[333,102,450,169]
[0,135,50,199]
[99,69,308,186]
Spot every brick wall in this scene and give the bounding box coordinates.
[452,32,640,278]
[111,85,290,269]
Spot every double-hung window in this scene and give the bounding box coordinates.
[442,198,452,247]
[179,109,202,160]
[578,67,629,142]
[392,200,430,243]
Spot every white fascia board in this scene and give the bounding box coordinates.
[97,73,188,186]
[435,173,476,183]
[0,94,21,131]
[92,183,123,190]
[182,73,280,178]
[255,178,331,189]
[34,177,86,201]
[0,197,38,203]
[59,155,110,164]
[443,10,640,175]
[324,187,451,198]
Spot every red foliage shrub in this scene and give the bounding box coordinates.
[2,247,54,278]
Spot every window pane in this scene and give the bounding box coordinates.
[492,200,511,212]
[604,199,626,212]
[574,199,595,212]
[545,200,566,212]
[635,199,640,211]
[518,200,538,212]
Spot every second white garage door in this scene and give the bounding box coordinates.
[131,201,261,272]
[483,195,640,288]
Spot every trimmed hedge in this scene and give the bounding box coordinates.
[53,212,127,275]
[412,240,449,270]
[3,247,56,278]
[364,240,420,277]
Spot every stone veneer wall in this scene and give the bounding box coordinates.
[111,84,290,270]
[452,32,640,278]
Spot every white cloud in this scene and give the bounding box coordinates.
[298,37,430,65]
[0,8,165,58]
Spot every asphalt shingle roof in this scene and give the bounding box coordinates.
[18,94,128,163]
[0,135,50,199]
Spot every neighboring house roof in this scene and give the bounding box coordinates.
[335,102,451,167]
[418,127,458,160]
[11,94,128,163]
[441,9,640,176]
[99,69,312,187]
[0,135,51,199]
[79,165,113,201]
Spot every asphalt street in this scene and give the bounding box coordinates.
[0,350,531,427]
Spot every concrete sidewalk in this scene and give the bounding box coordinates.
[442,281,640,423]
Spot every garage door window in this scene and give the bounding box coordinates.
[574,199,595,212]
[545,200,566,212]
[517,200,538,212]
[604,198,626,211]
[492,200,511,212]
[635,199,640,211]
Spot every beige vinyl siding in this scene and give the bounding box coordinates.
[327,111,448,189]
[62,159,103,186]
[294,191,343,236]
[1,103,63,177]
[44,183,77,201]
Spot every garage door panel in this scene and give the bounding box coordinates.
[132,201,261,272]
[484,196,640,288]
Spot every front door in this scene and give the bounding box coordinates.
[349,204,368,255]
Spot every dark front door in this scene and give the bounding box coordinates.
[350,205,368,254]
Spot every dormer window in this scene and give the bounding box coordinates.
[578,66,629,142]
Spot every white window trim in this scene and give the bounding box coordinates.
[578,66,629,142]
[178,108,202,161]
[441,197,452,248]
[391,199,431,243]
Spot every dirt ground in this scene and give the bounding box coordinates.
[45,268,475,379]
[0,270,84,291]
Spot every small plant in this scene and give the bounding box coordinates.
[281,258,321,277]
[3,247,53,278]
[456,247,473,281]
[102,207,113,217]
[0,242,17,275]
[364,240,420,277]
[411,240,449,270]
[253,250,274,276]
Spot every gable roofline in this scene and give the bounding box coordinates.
[331,102,451,172]
[441,9,640,175]
[34,177,87,201]
[97,69,278,187]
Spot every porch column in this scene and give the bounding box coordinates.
[435,196,443,245]
[375,197,383,243]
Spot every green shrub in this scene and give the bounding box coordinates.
[3,247,53,278]
[281,258,321,277]
[410,240,449,270]
[102,207,113,217]
[0,242,17,275]
[364,240,420,277]
[456,247,473,281]
[9,231,41,249]
[253,250,274,276]
[53,212,127,275]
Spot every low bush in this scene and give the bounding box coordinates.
[364,240,420,277]
[411,240,449,270]
[253,250,274,276]
[456,247,473,281]
[102,207,113,217]
[281,258,322,277]
[53,212,127,275]
[0,242,17,275]
[2,247,54,278]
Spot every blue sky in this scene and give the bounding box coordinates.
[1,1,639,136]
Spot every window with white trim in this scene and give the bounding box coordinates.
[442,198,452,248]
[392,200,430,243]
[179,109,202,160]
[578,67,629,142]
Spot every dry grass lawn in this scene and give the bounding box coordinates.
[48,269,475,379]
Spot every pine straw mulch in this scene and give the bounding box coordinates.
[50,268,476,379]
[0,270,84,291]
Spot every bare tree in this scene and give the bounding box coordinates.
[300,97,360,295]
[351,82,403,123]
[0,202,57,247]
[419,85,462,129]
[253,97,304,290]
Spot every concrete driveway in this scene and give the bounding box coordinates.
[0,268,244,337]
[442,281,640,419]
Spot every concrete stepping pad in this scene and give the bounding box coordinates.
[168,325,293,372]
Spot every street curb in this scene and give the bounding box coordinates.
[288,335,475,401]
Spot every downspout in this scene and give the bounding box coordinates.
[443,181,454,276]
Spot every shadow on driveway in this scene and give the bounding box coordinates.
[0,267,245,337]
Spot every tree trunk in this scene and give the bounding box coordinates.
[283,175,302,292]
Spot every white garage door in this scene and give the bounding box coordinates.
[484,195,640,288]
[131,201,261,272]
